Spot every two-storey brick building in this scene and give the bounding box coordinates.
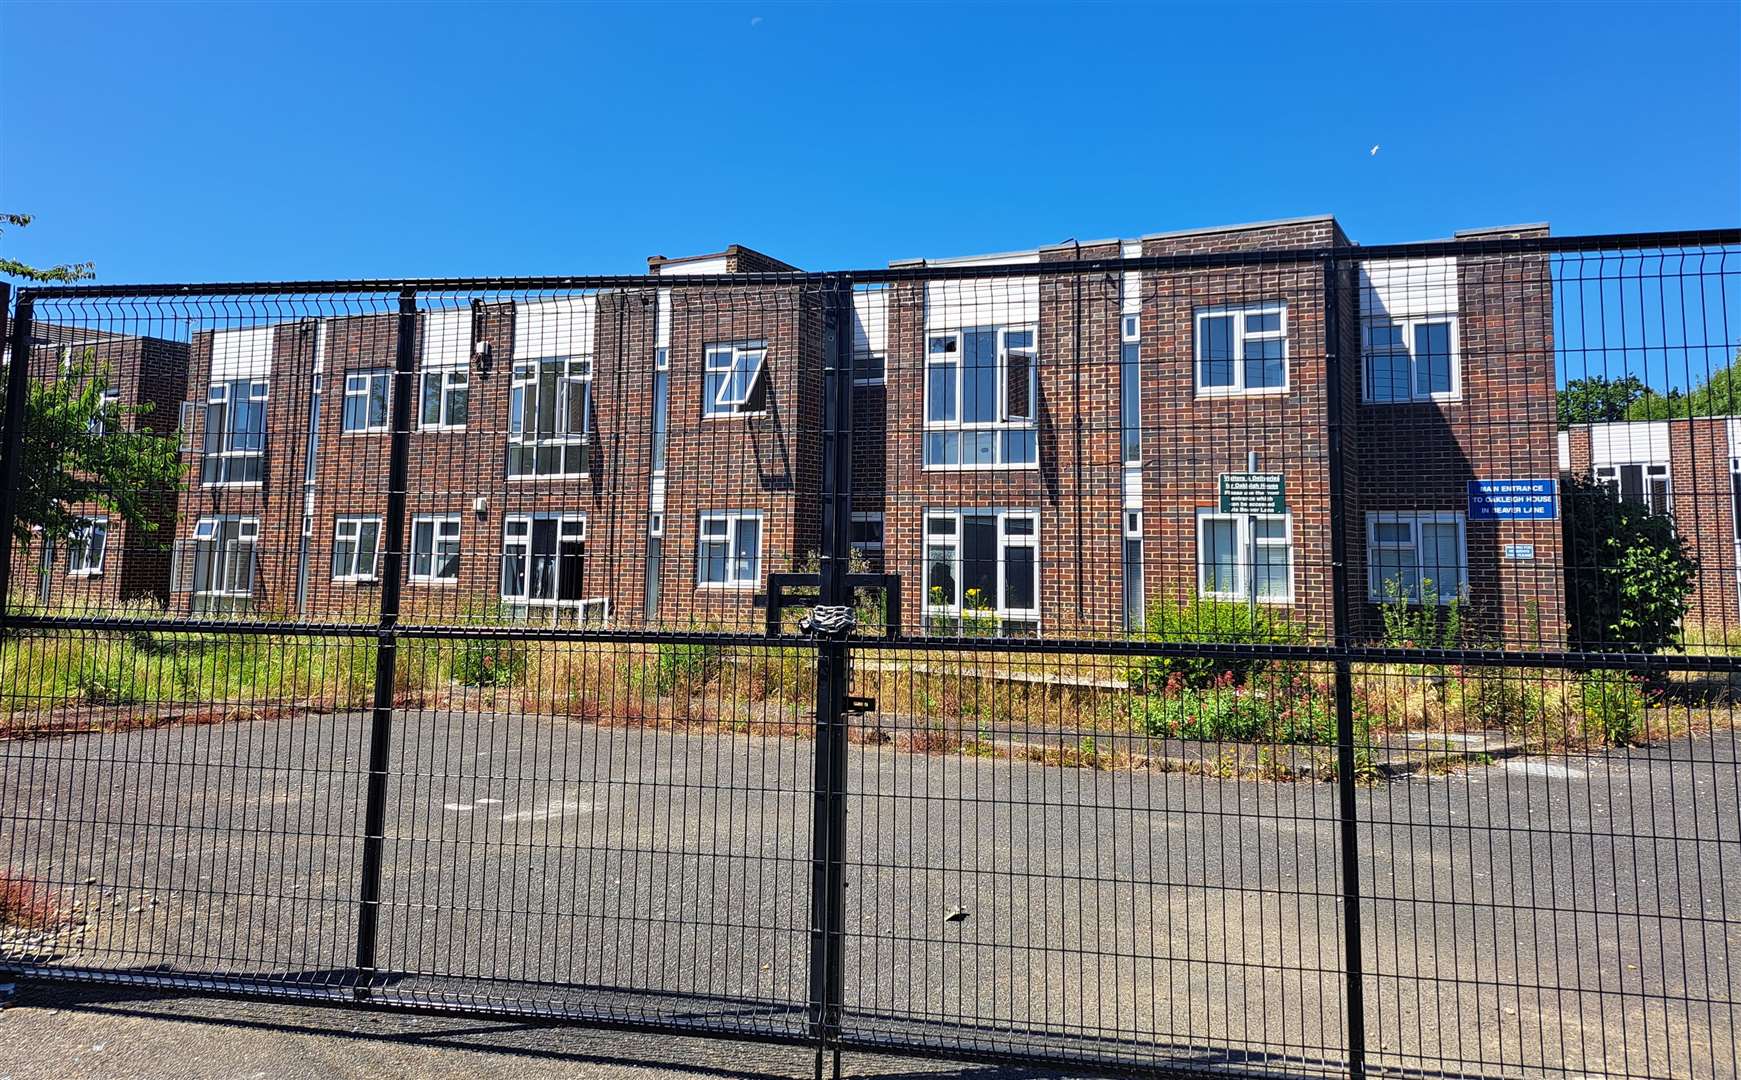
[21,215,1568,647]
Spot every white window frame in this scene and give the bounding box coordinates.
[1194,510,1295,604]
[921,509,1041,624]
[66,516,109,576]
[419,364,469,431]
[697,511,764,589]
[922,325,1039,470]
[1365,511,1468,605]
[500,513,589,606]
[703,341,769,417]
[849,511,884,556]
[1361,314,1460,403]
[410,514,461,583]
[1194,302,1289,397]
[508,356,592,478]
[89,386,121,437]
[1595,462,1671,516]
[189,516,260,597]
[201,378,269,487]
[332,516,383,582]
[342,369,391,434]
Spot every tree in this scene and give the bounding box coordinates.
[1561,474,1696,650]
[1557,375,1646,428]
[3,215,181,548]
[1623,350,1741,420]
[1,214,94,283]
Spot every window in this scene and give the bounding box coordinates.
[342,369,390,433]
[1596,463,1671,516]
[1123,510,1144,631]
[332,516,382,581]
[854,350,886,385]
[1121,316,1141,465]
[850,512,884,557]
[923,326,1039,468]
[651,348,670,473]
[201,379,268,485]
[1196,511,1294,603]
[183,517,259,598]
[66,517,108,576]
[178,400,197,452]
[1195,303,1287,395]
[501,515,587,605]
[704,341,768,417]
[1367,512,1467,604]
[644,512,664,621]
[420,367,468,429]
[89,386,121,436]
[922,510,1039,633]
[410,515,461,582]
[1363,315,1459,402]
[508,357,592,477]
[697,512,763,588]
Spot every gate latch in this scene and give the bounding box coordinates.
[845,695,876,715]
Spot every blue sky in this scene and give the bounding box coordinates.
[1,1,1737,284]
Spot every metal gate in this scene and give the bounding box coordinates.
[3,229,1740,1079]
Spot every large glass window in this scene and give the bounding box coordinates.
[410,515,461,582]
[1196,511,1294,603]
[508,357,592,477]
[201,379,268,485]
[704,341,768,417]
[1367,511,1467,604]
[922,509,1040,633]
[420,366,468,429]
[1363,315,1459,403]
[651,347,670,472]
[66,516,108,576]
[697,512,763,587]
[923,326,1038,468]
[342,369,391,433]
[849,512,884,559]
[1596,463,1671,516]
[1122,510,1144,632]
[501,515,587,604]
[1195,303,1287,395]
[1121,315,1141,465]
[332,516,382,581]
[183,516,259,599]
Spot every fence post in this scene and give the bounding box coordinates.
[807,277,854,1078]
[0,288,30,626]
[1323,252,1368,1080]
[354,287,418,997]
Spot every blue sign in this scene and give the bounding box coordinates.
[1468,479,1557,520]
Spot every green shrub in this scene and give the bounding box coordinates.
[1126,678,1334,745]
[1127,597,1301,691]
[637,641,723,695]
[1575,668,1646,746]
[452,637,528,687]
[1562,474,1696,651]
[1378,581,1465,648]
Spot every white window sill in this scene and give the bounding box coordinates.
[507,473,590,482]
[333,576,380,585]
[67,570,104,578]
[921,463,1041,473]
[696,582,758,591]
[419,425,468,433]
[1362,396,1463,406]
[410,577,459,587]
[1195,386,1290,399]
[1201,591,1295,606]
[341,428,391,436]
[201,481,264,489]
[702,411,769,421]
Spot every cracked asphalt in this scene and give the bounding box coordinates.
[3,712,1737,1079]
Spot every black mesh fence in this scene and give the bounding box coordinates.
[2,230,1739,1078]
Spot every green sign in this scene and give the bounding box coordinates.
[1219,472,1286,515]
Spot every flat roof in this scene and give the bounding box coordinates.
[890,214,1339,267]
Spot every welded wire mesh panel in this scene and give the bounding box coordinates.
[363,637,815,1035]
[839,648,1350,1075]
[1355,243,1741,1080]
[0,627,371,993]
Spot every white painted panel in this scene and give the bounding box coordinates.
[925,276,1039,331]
[1121,240,1143,316]
[1556,431,1570,471]
[853,288,888,357]
[423,308,470,367]
[514,296,596,360]
[314,320,327,373]
[211,326,274,380]
[651,475,667,514]
[656,289,671,350]
[1359,257,1458,319]
[1726,418,1741,460]
[1588,420,1670,465]
[658,256,728,276]
[1123,465,1143,508]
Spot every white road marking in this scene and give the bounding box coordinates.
[443,803,473,812]
[1507,760,1587,780]
[502,799,592,823]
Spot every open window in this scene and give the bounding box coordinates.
[66,517,108,576]
[923,326,1039,468]
[332,516,383,581]
[704,342,768,416]
[501,514,587,605]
